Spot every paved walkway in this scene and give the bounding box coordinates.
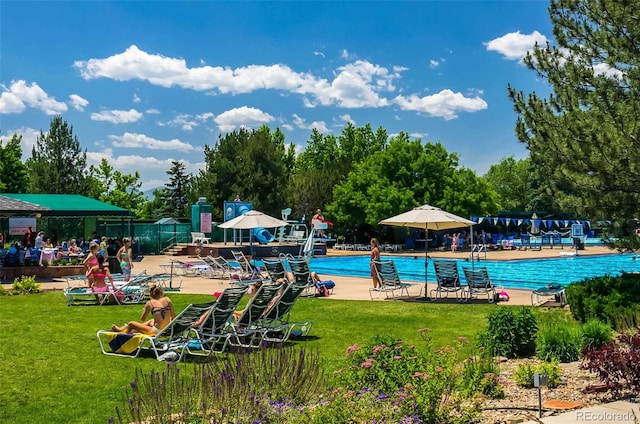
[522,400,639,423]
[15,245,619,306]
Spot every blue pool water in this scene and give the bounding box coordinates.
[307,254,640,291]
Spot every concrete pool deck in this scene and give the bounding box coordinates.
[22,244,624,306]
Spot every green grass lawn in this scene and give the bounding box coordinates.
[0,291,499,423]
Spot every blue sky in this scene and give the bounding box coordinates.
[0,1,553,193]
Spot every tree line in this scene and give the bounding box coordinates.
[1,0,638,247]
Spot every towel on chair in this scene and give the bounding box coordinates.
[106,332,148,354]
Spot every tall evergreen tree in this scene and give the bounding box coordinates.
[162,160,191,219]
[26,116,89,194]
[508,0,640,244]
[0,133,30,193]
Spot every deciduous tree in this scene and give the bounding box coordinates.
[0,133,29,193]
[87,158,146,214]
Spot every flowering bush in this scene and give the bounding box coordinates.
[334,331,482,423]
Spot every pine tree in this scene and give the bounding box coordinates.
[26,116,89,194]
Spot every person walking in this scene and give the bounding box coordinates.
[370,238,381,288]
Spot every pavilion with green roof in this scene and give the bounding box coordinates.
[0,194,133,244]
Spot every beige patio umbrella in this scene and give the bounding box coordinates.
[219,210,288,255]
[380,204,475,297]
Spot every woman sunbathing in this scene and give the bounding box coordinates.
[111,283,175,335]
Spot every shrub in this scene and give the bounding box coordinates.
[11,275,41,294]
[477,307,537,358]
[334,331,482,423]
[514,361,561,389]
[459,355,505,399]
[566,273,640,330]
[581,327,640,395]
[112,347,326,424]
[581,318,614,350]
[536,322,582,363]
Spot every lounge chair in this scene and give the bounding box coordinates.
[64,271,153,306]
[183,286,249,357]
[369,259,411,300]
[227,284,283,348]
[531,284,566,306]
[204,255,241,280]
[261,282,313,339]
[462,267,501,303]
[160,259,208,277]
[262,258,289,283]
[97,300,217,360]
[286,257,315,295]
[231,250,265,284]
[430,260,465,302]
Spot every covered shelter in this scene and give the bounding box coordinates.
[0,194,134,244]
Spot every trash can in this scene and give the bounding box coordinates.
[573,237,585,250]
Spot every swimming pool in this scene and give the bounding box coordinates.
[307,254,640,291]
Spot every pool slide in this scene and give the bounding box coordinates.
[236,205,275,244]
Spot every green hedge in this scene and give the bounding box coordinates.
[566,272,640,330]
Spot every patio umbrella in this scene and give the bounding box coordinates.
[218,210,289,255]
[379,204,474,297]
[300,230,314,259]
[530,213,540,235]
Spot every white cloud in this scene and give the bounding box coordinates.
[108,132,196,151]
[394,89,488,120]
[69,94,89,111]
[74,45,489,120]
[73,45,403,109]
[339,114,354,124]
[158,113,198,131]
[341,49,356,60]
[0,126,40,160]
[484,30,548,61]
[313,51,325,58]
[410,132,428,139]
[197,112,215,121]
[146,108,161,114]
[86,148,205,190]
[214,106,274,132]
[592,62,624,79]
[91,109,143,123]
[291,113,329,133]
[159,111,215,131]
[315,60,400,108]
[0,80,67,115]
[429,60,440,69]
[133,93,141,103]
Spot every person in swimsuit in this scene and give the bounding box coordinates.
[370,238,381,289]
[111,283,175,335]
[99,236,108,259]
[87,253,116,294]
[116,237,133,281]
[83,242,100,287]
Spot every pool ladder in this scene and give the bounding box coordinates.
[470,244,487,261]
